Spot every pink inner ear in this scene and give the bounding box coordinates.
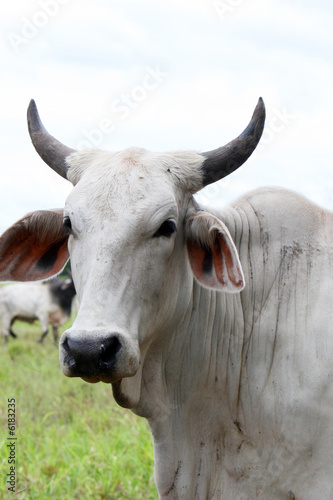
[187,241,208,284]
[213,237,225,286]
[214,232,243,289]
[0,211,70,282]
[187,228,244,292]
[0,234,70,282]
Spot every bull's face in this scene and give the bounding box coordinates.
[60,149,202,387]
[0,99,265,408]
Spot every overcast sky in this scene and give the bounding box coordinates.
[1,0,332,233]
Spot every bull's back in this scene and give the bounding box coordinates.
[215,187,333,497]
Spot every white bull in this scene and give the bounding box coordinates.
[0,98,332,499]
[0,277,76,342]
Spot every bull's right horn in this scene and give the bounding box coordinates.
[200,97,265,187]
[27,99,75,180]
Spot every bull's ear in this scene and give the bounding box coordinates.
[0,210,69,282]
[186,211,245,292]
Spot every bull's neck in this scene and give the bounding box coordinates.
[144,280,246,498]
[164,281,245,416]
[137,205,261,499]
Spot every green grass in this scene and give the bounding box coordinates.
[0,321,156,499]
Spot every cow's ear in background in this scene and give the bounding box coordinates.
[186,211,245,293]
[0,210,69,282]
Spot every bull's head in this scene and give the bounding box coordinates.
[0,98,265,408]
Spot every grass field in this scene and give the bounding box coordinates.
[0,320,156,499]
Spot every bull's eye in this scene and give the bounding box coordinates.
[62,217,72,234]
[153,220,177,238]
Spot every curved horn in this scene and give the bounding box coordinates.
[201,97,265,187]
[27,99,75,179]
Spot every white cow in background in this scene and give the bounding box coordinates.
[0,277,76,342]
[0,97,332,499]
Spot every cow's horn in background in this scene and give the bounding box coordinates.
[27,99,75,180]
[201,97,265,187]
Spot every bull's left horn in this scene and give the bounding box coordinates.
[27,99,75,179]
[201,97,265,186]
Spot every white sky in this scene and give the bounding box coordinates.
[1,0,333,233]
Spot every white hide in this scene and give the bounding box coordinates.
[147,187,333,499]
[56,147,333,499]
[0,282,68,340]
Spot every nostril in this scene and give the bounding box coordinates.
[61,336,76,367]
[60,332,123,380]
[68,358,76,368]
[99,336,121,365]
[62,336,70,353]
